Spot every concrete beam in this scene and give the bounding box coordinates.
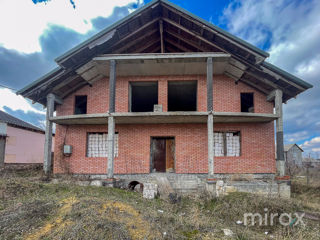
[44,93,55,174]
[266,89,277,102]
[109,60,116,113]
[53,94,63,105]
[107,116,115,178]
[94,52,231,61]
[50,112,278,125]
[275,89,285,176]
[207,57,213,111]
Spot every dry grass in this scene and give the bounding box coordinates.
[0,169,319,240]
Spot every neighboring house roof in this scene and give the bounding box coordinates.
[0,110,44,133]
[17,0,313,106]
[284,144,304,152]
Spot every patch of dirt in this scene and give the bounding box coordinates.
[0,200,57,239]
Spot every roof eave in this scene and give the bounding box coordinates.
[17,67,63,96]
[262,62,313,89]
[55,0,160,64]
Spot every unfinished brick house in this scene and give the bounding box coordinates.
[18,0,312,196]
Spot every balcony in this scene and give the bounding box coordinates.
[50,112,277,125]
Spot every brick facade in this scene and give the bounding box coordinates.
[54,75,276,175]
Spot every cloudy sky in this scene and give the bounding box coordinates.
[0,0,319,156]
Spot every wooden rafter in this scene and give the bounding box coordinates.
[163,4,265,63]
[165,38,193,52]
[135,38,160,53]
[165,29,209,52]
[159,19,165,53]
[163,17,262,71]
[112,29,158,54]
[107,18,160,54]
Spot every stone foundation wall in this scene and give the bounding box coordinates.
[71,173,291,198]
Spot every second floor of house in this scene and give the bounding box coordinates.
[56,74,274,117]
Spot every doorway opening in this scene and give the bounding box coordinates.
[150,137,175,173]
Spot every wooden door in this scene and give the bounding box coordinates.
[166,139,175,172]
[152,138,166,172]
[151,137,175,173]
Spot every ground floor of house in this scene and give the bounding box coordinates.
[53,122,276,175]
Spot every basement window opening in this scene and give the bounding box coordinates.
[241,93,254,112]
[130,82,158,112]
[86,132,118,157]
[214,131,240,157]
[74,95,87,114]
[168,81,197,111]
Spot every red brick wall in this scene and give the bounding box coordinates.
[54,74,275,175]
[56,75,273,115]
[54,122,275,174]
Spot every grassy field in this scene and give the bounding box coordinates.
[0,168,319,240]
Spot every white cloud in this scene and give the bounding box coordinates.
[221,0,320,155]
[284,131,309,143]
[0,0,140,53]
[300,136,320,153]
[0,88,45,115]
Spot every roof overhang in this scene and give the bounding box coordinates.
[77,52,231,78]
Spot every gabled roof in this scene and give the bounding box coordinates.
[284,144,304,152]
[55,0,269,64]
[0,110,44,133]
[18,0,312,106]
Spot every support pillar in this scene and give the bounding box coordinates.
[107,116,115,178]
[107,60,116,178]
[207,57,214,176]
[109,60,116,113]
[208,113,214,175]
[44,93,55,174]
[275,89,285,176]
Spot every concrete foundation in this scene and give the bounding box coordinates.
[69,173,291,198]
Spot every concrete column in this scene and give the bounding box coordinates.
[275,89,285,176]
[44,93,55,174]
[207,57,214,176]
[107,59,116,178]
[207,57,213,111]
[0,122,7,167]
[107,116,115,178]
[109,59,116,113]
[208,113,214,176]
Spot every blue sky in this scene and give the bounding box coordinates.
[0,0,319,156]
